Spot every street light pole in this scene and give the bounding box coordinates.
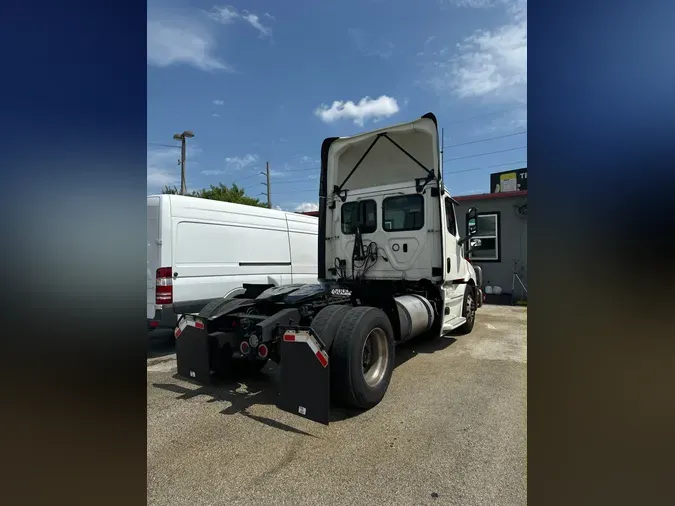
[173,130,195,195]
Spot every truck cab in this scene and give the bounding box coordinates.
[319,112,482,337]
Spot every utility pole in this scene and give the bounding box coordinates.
[265,161,272,209]
[173,130,195,195]
[441,127,444,181]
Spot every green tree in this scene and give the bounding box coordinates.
[162,183,266,208]
[162,185,180,194]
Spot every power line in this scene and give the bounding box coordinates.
[231,172,264,184]
[443,106,525,126]
[272,178,320,185]
[283,188,320,194]
[147,142,180,149]
[272,167,320,173]
[444,145,526,163]
[443,131,526,149]
[445,160,527,175]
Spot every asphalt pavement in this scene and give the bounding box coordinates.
[147,304,527,506]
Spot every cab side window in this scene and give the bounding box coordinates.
[382,194,424,232]
[445,197,457,235]
[341,200,377,234]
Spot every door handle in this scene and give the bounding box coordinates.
[446,257,451,273]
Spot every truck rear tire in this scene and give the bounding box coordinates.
[330,306,395,410]
[310,304,351,350]
[456,286,477,335]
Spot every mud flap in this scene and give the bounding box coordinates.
[276,328,331,425]
[175,316,212,384]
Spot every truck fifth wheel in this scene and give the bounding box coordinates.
[172,112,484,425]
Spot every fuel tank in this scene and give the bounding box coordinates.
[394,294,435,341]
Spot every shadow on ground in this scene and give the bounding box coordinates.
[152,334,457,435]
[147,329,176,360]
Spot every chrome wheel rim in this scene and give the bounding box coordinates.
[466,294,475,324]
[361,327,389,388]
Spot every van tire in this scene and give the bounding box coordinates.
[456,286,477,335]
[310,305,351,350]
[330,306,395,410]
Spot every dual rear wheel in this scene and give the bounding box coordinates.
[311,305,395,410]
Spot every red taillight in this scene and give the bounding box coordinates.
[155,267,173,305]
[240,342,250,355]
[149,321,159,328]
[283,333,295,342]
[258,344,269,359]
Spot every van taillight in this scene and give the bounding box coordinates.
[156,267,173,305]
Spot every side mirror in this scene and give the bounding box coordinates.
[466,207,478,237]
[466,238,482,255]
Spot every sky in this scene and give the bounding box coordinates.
[147,0,527,212]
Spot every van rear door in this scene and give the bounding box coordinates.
[286,213,319,285]
[147,197,161,319]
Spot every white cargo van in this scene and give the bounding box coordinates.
[147,194,318,330]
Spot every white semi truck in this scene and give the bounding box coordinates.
[173,113,484,424]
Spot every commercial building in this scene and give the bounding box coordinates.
[455,168,528,302]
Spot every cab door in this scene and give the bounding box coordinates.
[442,195,465,320]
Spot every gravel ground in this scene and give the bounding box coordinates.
[147,305,527,506]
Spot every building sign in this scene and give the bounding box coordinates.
[490,168,527,193]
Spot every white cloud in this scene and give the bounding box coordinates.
[208,6,239,24]
[212,113,220,117]
[274,205,283,211]
[213,99,224,105]
[147,165,179,190]
[296,155,320,165]
[208,5,273,39]
[315,95,400,126]
[295,203,319,213]
[149,5,274,73]
[147,145,201,192]
[473,107,527,135]
[242,13,273,38]
[225,153,259,170]
[147,12,232,72]
[428,0,527,104]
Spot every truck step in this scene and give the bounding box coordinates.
[442,317,466,334]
